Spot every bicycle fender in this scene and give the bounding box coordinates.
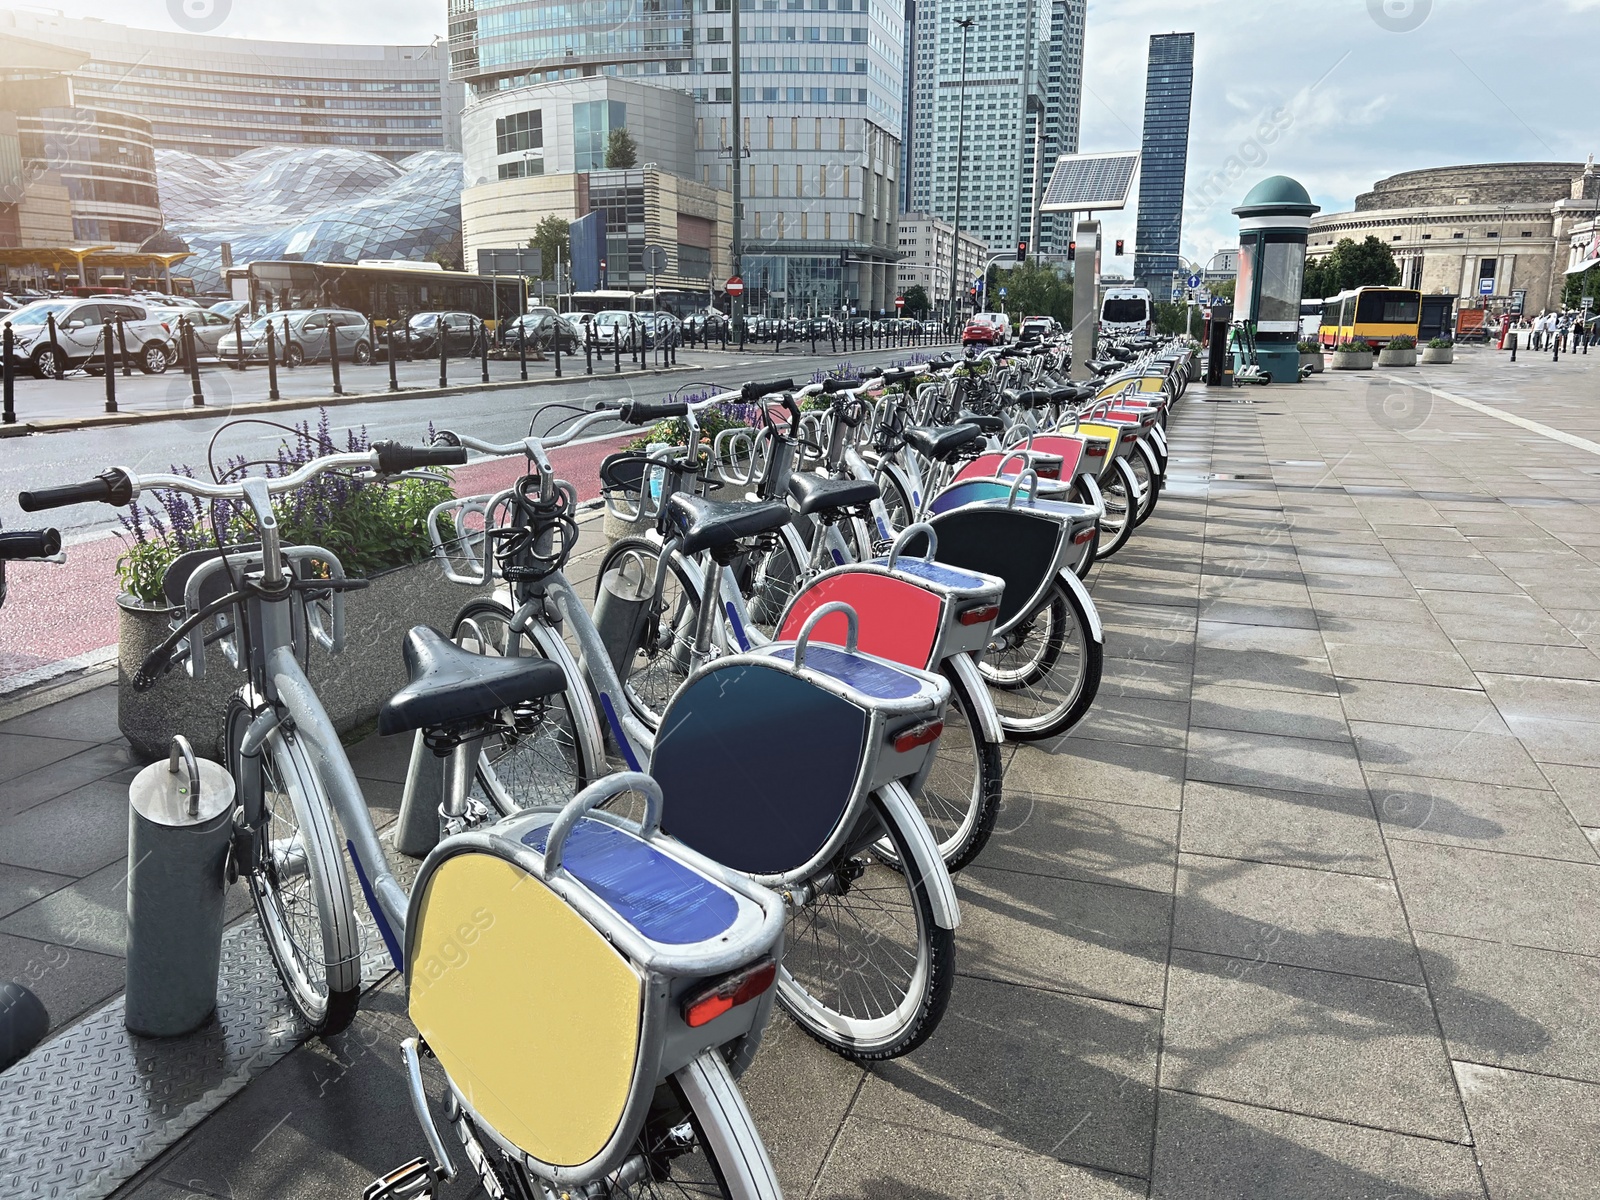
[1077,471,1105,518]
[947,651,1004,745]
[876,781,960,929]
[526,620,607,783]
[1055,566,1104,644]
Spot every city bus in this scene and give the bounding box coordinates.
[1317,286,1421,347]
[234,261,527,330]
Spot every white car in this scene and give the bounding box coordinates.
[590,310,640,351]
[150,306,235,362]
[965,311,1012,344]
[5,298,176,377]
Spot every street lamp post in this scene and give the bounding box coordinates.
[730,0,745,342]
[947,15,975,332]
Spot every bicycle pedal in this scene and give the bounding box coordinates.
[364,1157,436,1200]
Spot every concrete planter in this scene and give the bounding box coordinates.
[1378,347,1417,367]
[1298,352,1324,374]
[1330,350,1373,371]
[117,557,485,761]
[1421,346,1454,364]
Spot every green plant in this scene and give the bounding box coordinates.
[115,411,453,606]
[622,395,756,452]
[1336,338,1372,352]
[1428,337,1454,349]
[1297,340,1321,353]
[1388,335,1416,350]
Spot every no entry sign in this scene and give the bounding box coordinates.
[725,276,745,295]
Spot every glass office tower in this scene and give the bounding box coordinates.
[1132,31,1193,293]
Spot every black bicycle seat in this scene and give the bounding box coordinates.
[787,472,880,516]
[666,493,791,556]
[1013,389,1052,410]
[904,424,984,461]
[378,626,566,737]
[959,412,1005,434]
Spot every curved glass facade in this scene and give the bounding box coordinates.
[16,106,163,249]
[157,147,464,290]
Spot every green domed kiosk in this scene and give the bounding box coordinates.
[1232,175,1319,384]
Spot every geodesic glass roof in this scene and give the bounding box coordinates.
[157,147,464,290]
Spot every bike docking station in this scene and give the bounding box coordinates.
[1231,175,1320,385]
[125,734,235,1036]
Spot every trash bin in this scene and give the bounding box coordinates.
[125,735,235,1037]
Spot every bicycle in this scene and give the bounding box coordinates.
[20,456,792,1200]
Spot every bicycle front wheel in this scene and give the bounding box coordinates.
[448,1053,778,1198]
[597,536,704,730]
[452,598,595,815]
[777,795,955,1061]
[225,694,361,1038]
[979,579,1103,741]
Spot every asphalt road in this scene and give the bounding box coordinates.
[0,345,929,539]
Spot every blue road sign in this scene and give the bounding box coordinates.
[1479,278,1494,295]
[999,287,1008,298]
[1186,273,1202,289]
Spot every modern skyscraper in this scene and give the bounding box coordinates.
[1132,31,1193,293]
[906,0,1065,269]
[1034,0,1085,254]
[450,0,905,313]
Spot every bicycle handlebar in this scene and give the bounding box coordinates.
[19,444,450,512]
[0,529,61,559]
[617,399,689,424]
[740,378,795,403]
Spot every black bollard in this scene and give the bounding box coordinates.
[614,331,621,374]
[520,320,529,381]
[266,321,281,400]
[234,315,247,372]
[1510,333,1517,362]
[2,324,13,424]
[116,317,132,377]
[102,322,117,413]
[438,318,448,387]
[45,312,63,380]
[585,326,594,375]
[329,325,344,396]
[479,318,490,383]
[553,325,563,377]
[386,324,398,392]
[185,320,204,406]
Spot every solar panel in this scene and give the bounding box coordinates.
[1039,152,1140,211]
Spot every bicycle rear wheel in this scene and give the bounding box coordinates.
[1130,440,1161,527]
[978,579,1103,741]
[915,663,1003,870]
[225,694,361,1038]
[597,536,704,730]
[777,795,954,1061]
[451,598,595,815]
[448,1053,778,1198]
[1095,458,1139,559]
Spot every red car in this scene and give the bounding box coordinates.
[961,320,997,346]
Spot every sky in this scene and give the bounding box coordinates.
[6,0,1597,273]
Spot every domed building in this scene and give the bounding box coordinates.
[1309,160,1599,315]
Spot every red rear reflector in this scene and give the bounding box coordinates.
[893,719,944,752]
[958,603,999,626]
[683,958,777,1028]
[1087,444,1107,456]
[1073,527,1097,545]
[1037,464,1061,479]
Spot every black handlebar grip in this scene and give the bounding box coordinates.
[18,469,132,512]
[373,442,468,473]
[879,367,916,385]
[0,530,61,560]
[739,378,795,403]
[821,377,861,394]
[618,400,690,424]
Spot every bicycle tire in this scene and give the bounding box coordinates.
[1094,458,1139,560]
[596,535,704,730]
[874,465,915,542]
[979,579,1103,742]
[736,525,805,641]
[451,597,595,816]
[916,662,1003,871]
[777,794,955,1061]
[225,694,361,1038]
[448,1056,774,1198]
[1130,439,1161,528]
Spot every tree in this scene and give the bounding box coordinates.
[1562,262,1599,310]
[988,260,1072,324]
[528,214,570,280]
[1153,301,1191,335]
[1304,235,1399,297]
[605,127,638,169]
[901,284,931,316]
[1208,277,1236,303]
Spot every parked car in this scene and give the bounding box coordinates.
[500,308,581,354]
[683,310,729,341]
[399,310,483,358]
[151,306,234,362]
[635,310,681,349]
[590,310,640,351]
[5,298,176,377]
[209,299,250,321]
[1018,315,1059,342]
[218,308,373,366]
[961,318,999,347]
[965,311,1011,344]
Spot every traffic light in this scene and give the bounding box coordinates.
[1115,238,1125,256]
[1016,239,1028,264]
[1067,241,1076,261]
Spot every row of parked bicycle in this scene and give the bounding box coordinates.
[2,330,1191,1198]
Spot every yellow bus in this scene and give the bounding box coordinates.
[1317,286,1421,348]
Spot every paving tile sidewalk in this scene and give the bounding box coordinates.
[2,346,1599,1197]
